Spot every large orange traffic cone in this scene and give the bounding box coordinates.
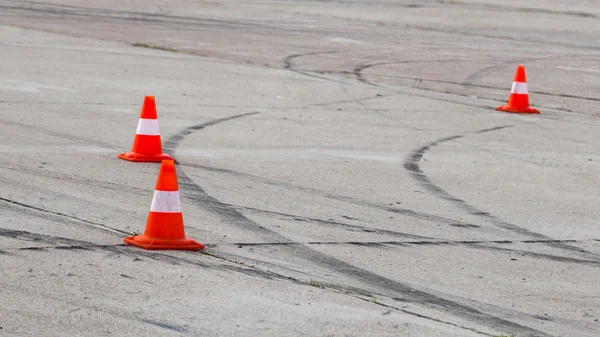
[496,65,540,114]
[118,96,174,162]
[124,160,204,250]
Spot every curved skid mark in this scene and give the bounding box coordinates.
[352,61,496,110]
[403,126,600,260]
[309,93,388,107]
[163,115,555,337]
[282,51,349,84]
[354,55,600,106]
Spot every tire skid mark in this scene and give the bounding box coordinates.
[404,24,600,52]
[352,61,497,110]
[283,51,349,84]
[223,239,600,267]
[353,59,459,85]
[150,249,491,337]
[192,196,433,241]
[4,231,458,334]
[0,227,300,283]
[162,111,261,153]
[1,161,428,240]
[353,56,600,110]
[0,227,117,247]
[0,197,129,236]
[232,205,434,240]
[164,114,555,337]
[181,163,488,230]
[364,73,600,103]
[0,0,265,30]
[344,292,491,337]
[309,93,388,107]
[429,0,596,19]
[404,126,600,261]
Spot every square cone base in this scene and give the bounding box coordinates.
[124,234,205,250]
[496,105,540,114]
[118,152,174,163]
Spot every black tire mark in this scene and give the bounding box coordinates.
[363,73,600,103]
[0,227,108,247]
[353,59,459,84]
[354,55,600,111]
[163,111,261,155]
[0,0,340,48]
[164,115,556,337]
[180,162,491,231]
[8,232,486,335]
[0,197,129,236]
[428,0,596,19]
[403,126,599,261]
[352,61,498,110]
[341,292,491,337]
[231,205,435,241]
[2,159,427,241]
[283,51,349,84]
[463,59,530,85]
[468,243,600,268]
[309,93,388,107]
[0,227,305,284]
[225,239,600,267]
[0,0,265,30]
[404,24,600,52]
[182,193,435,241]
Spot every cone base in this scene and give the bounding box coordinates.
[496,105,540,114]
[118,152,174,163]
[124,234,204,250]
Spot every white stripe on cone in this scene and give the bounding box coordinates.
[510,82,528,94]
[150,191,182,213]
[136,118,160,136]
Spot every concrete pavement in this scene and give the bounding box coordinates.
[0,1,599,336]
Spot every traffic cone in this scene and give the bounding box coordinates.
[124,160,204,250]
[118,96,174,162]
[496,65,540,114]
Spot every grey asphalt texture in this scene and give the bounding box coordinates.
[0,1,599,336]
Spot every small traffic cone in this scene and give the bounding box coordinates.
[496,65,540,114]
[118,96,174,162]
[124,160,204,250]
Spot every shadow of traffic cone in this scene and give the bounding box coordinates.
[118,96,174,162]
[496,65,540,114]
[124,160,204,250]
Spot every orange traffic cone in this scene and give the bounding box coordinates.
[124,160,204,250]
[497,65,540,114]
[118,96,174,162]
